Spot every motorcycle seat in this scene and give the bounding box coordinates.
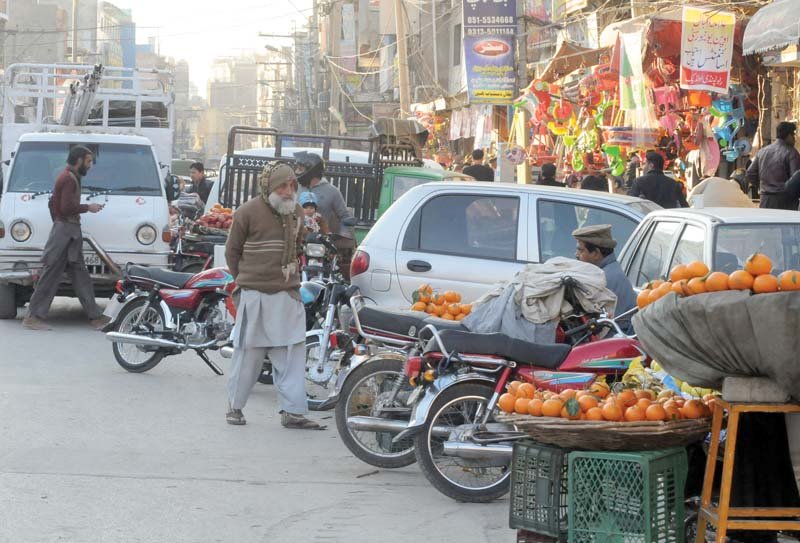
[127,265,195,289]
[425,329,571,369]
[356,306,464,339]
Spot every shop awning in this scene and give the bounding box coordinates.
[539,40,611,82]
[743,0,800,56]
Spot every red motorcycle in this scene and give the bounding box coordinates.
[104,265,236,374]
[399,315,646,503]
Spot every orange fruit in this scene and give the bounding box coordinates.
[528,398,544,416]
[680,399,705,419]
[686,261,710,279]
[657,389,675,401]
[498,393,516,413]
[460,304,473,315]
[670,264,692,282]
[441,313,455,320]
[646,403,667,421]
[637,289,651,309]
[514,397,530,414]
[559,388,578,401]
[433,294,447,306]
[601,401,624,421]
[745,253,773,276]
[561,406,582,420]
[753,274,779,294]
[705,272,729,292]
[779,270,800,291]
[647,279,666,289]
[578,395,599,412]
[635,390,655,400]
[589,381,611,399]
[418,284,433,296]
[585,407,604,421]
[636,398,652,411]
[425,303,437,314]
[728,270,754,291]
[455,313,466,321]
[617,390,637,407]
[418,293,431,304]
[687,276,707,295]
[411,302,427,312]
[648,282,672,304]
[664,405,682,421]
[444,291,461,303]
[541,398,564,418]
[508,381,523,396]
[447,303,462,316]
[517,383,536,399]
[624,405,646,422]
[671,279,689,297]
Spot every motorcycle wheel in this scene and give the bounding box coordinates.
[111,299,167,373]
[334,356,416,469]
[413,382,510,503]
[177,262,204,275]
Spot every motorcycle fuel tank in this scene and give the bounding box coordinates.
[160,288,204,311]
[184,267,234,291]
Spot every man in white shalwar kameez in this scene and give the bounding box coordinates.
[224,162,325,429]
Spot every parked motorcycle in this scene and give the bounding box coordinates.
[302,231,343,283]
[403,314,645,503]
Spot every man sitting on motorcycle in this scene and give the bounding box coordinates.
[572,224,636,334]
[224,161,326,430]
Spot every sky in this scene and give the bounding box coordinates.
[110,0,314,97]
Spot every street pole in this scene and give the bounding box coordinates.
[72,0,78,62]
[394,0,411,118]
[515,0,531,184]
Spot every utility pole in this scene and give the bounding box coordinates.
[72,0,79,62]
[394,0,411,118]
[515,0,531,184]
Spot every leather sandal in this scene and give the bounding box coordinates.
[281,412,326,430]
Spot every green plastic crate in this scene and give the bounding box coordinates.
[568,448,688,543]
[510,440,569,541]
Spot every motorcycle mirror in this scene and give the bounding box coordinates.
[165,174,181,201]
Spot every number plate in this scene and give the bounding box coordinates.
[407,385,423,406]
[84,252,102,267]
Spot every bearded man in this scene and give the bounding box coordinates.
[224,162,325,429]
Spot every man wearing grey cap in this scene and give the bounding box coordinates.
[572,224,636,333]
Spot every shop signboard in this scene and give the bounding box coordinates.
[680,6,736,94]
[462,0,517,106]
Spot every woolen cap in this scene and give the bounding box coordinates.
[259,162,297,195]
[572,224,617,249]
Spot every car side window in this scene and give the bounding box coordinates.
[537,200,638,261]
[670,224,705,268]
[627,221,680,287]
[402,194,519,260]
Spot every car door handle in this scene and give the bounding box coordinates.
[407,260,432,273]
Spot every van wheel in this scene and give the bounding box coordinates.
[0,283,17,319]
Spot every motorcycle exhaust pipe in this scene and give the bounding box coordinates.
[347,416,452,437]
[106,332,219,351]
[442,441,513,464]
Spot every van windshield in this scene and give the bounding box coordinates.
[7,142,161,195]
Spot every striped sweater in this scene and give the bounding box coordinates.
[225,197,304,297]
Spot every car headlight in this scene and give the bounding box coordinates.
[305,243,326,258]
[10,221,31,242]
[136,225,157,245]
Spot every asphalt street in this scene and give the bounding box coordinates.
[0,299,509,543]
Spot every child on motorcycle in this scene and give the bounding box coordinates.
[299,192,329,235]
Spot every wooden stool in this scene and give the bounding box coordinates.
[696,398,800,543]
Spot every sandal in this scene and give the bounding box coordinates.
[226,407,246,425]
[281,412,326,430]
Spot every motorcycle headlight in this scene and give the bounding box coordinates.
[10,221,31,242]
[136,224,157,245]
[305,243,326,258]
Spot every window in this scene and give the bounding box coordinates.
[626,221,679,287]
[715,224,800,274]
[403,194,519,260]
[670,224,705,268]
[392,175,429,203]
[537,200,638,261]
[453,24,462,66]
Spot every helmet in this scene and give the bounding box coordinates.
[298,191,319,208]
[293,151,325,187]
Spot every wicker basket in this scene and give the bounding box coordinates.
[497,414,710,451]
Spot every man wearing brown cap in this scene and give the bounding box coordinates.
[224,161,325,429]
[572,224,636,333]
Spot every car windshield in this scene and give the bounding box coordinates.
[715,223,800,273]
[7,142,161,195]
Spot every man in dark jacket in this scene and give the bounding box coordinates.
[628,151,687,208]
[745,121,800,209]
[23,146,108,330]
[187,162,213,204]
[537,163,566,187]
[463,149,495,181]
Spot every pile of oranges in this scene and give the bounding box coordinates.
[497,380,715,422]
[638,253,800,309]
[410,284,473,321]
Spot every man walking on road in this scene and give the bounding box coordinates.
[224,162,325,430]
[463,149,495,181]
[573,224,637,334]
[628,151,688,208]
[745,121,800,209]
[23,146,109,331]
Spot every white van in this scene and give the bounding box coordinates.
[0,63,175,318]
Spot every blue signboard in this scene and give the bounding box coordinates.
[463,0,517,105]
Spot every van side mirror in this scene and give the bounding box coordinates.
[165,174,181,201]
